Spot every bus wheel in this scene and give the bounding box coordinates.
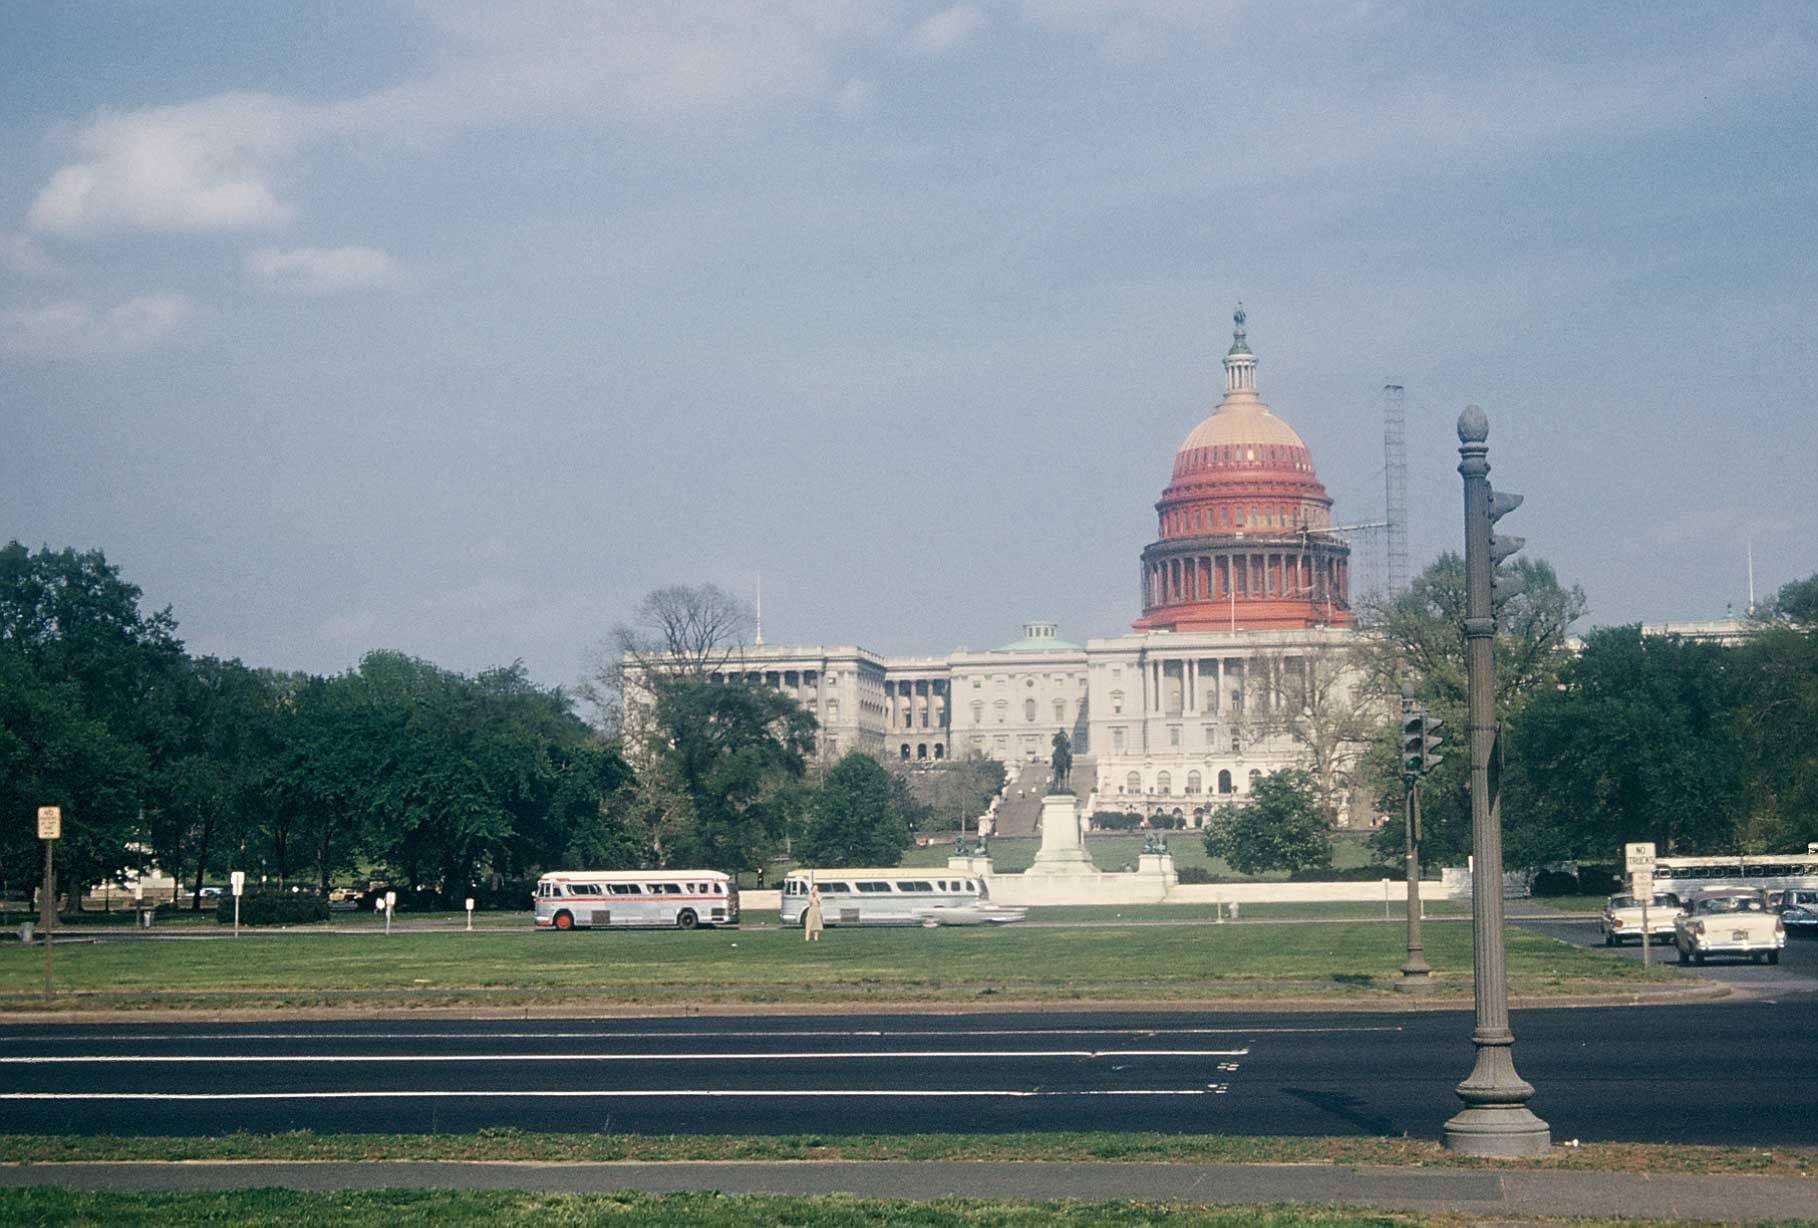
[554,911,574,931]
[676,909,698,930]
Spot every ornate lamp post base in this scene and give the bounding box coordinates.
[1445,1041,1548,1154]
[1394,964,1434,994]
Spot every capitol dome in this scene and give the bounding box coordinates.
[1133,306,1354,633]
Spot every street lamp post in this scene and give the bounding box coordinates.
[1443,405,1549,1156]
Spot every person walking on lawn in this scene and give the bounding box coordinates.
[804,883,824,942]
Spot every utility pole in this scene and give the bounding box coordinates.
[1442,405,1549,1157]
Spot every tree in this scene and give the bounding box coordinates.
[631,678,816,872]
[1732,611,1818,849]
[1254,641,1381,826]
[797,752,912,867]
[916,754,1007,833]
[1755,574,1818,628]
[1203,769,1331,876]
[1503,626,1746,866]
[582,583,755,731]
[1358,553,1586,866]
[0,542,188,904]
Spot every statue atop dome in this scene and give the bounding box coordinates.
[1228,301,1252,356]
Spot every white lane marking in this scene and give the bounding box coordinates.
[0,1048,1249,1064]
[0,1089,1210,1102]
[6,1026,1393,1043]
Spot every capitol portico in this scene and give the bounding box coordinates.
[692,308,1376,826]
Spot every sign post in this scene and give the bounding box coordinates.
[230,870,246,937]
[384,891,397,935]
[37,807,60,1001]
[464,897,475,932]
[1625,843,1657,966]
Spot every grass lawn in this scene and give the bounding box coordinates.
[0,1188,1713,1227]
[1523,895,1611,913]
[6,1129,1812,1177]
[0,916,1677,1009]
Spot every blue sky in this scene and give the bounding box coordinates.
[3,2,1814,689]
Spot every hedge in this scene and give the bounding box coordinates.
[215,892,331,925]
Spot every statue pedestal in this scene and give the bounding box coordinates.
[1137,852,1178,888]
[1026,793,1097,876]
[946,855,994,876]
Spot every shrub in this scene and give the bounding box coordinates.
[1148,815,1185,830]
[1175,865,1215,885]
[1530,868,1581,897]
[1288,864,1402,882]
[1090,811,1141,831]
[215,892,330,926]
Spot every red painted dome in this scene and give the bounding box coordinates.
[1134,307,1353,632]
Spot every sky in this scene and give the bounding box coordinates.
[3,1,1815,691]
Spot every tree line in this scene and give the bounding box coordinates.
[0,548,967,913]
[1364,556,1818,872]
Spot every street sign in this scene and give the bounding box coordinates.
[1624,842,1656,870]
[1630,869,1654,900]
[230,870,246,897]
[37,806,61,840]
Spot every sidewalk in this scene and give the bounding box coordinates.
[4,1159,1814,1221]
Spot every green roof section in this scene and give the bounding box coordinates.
[995,620,1080,652]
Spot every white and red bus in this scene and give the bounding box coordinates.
[534,870,738,931]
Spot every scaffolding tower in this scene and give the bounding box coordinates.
[1383,383,1409,596]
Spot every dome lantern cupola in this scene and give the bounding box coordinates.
[1223,302,1257,393]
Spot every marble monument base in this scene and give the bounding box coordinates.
[1026,792,1098,876]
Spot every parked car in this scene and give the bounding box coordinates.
[1767,889,1818,912]
[1780,903,1818,939]
[1599,891,1680,946]
[1673,887,1786,965]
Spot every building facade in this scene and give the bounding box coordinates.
[663,308,1376,823]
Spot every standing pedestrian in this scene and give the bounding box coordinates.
[804,883,824,942]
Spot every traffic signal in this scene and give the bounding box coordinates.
[1418,715,1444,775]
[1487,485,1526,601]
[1401,708,1445,776]
[1401,709,1427,775]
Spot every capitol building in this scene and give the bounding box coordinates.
[701,309,1376,826]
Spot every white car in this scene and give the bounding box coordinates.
[1600,891,1680,946]
[1673,887,1785,966]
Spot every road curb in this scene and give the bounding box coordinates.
[0,980,1729,1025]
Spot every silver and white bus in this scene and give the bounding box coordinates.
[1650,855,1818,897]
[779,869,1023,927]
[534,870,738,931]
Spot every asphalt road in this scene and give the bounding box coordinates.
[5,997,1817,1144]
[1514,911,1818,995]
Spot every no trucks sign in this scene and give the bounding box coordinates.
[36,807,61,840]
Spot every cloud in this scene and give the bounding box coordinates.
[1,233,62,278]
[28,92,315,237]
[910,5,987,52]
[0,293,194,357]
[831,78,878,118]
[246,245,400,294]
[27,6,888,238]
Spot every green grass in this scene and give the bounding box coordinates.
[1524,895,1610,913]
[5,1129,1814,1177]
[0,917,1679,1010]
[0,1189,1669,1228]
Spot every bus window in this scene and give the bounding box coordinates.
[855,881,892,893]
[896,881,934,892]
[821,882,850,894]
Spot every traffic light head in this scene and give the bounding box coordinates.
[1401,711,1426,775]
[1419,716,1445,775]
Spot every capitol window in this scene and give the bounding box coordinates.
[1112,728,1126,752]
[1218,770,1233,794]
[971,701,983,723]
[1168,725,1180,747]
[1186,771,1202,795]
[1024,698,1037,722]
[1110,689,1125,715]
[1125,771,1141,794]
[1156,771,1172,794]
